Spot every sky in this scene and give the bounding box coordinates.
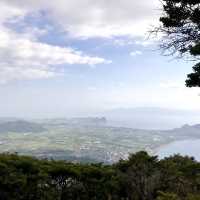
[0,0,200,118]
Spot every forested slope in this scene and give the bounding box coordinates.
[0,152,199,200]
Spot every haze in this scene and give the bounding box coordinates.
[0,0,200,127]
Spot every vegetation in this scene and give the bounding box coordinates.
[155,0,200,87]
[0,120,46,133]
[0,151,199,200]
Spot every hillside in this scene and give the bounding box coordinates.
[0,118,199,163]
[0,152,199,200]
[0,120,46,133]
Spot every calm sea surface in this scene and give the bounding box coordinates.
[157,139,200,161]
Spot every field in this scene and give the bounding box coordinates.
[0,119,199,163]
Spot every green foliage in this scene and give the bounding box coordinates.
[157,0,200,87]
[159,0,200,56]
[156,192,180,200]
[0,152,199,199]
[186,62,200,87]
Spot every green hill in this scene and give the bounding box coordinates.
[0,151,199,200]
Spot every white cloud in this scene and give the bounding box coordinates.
[135,40,153,47]
[0,67,56,84]
[1,0,161,39]
[0,0,161,83]
[0,28,110,83]
[113,39,135,46]
[130,50,142,57]
[0,1,26,23]
[0,1,111,83]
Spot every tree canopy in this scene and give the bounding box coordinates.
[157,0,200,87]
[0,152,200,200]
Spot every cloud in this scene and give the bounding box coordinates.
[0,0,160,83]
[113,38,135,46]
[0,28,110,83]
[0,67,56,84]
[1,0,161,39]
[135,40,154,47]
[0,1,26,23]
[0,1,111,83]
[130,50,142,57]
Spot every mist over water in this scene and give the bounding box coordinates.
[104,107,200,130]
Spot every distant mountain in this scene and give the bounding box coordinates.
[104,107,200,129]
[0,120,46,133]
[68,117,107,126]
[106,107,200,116]
[0,117,21,123]
[39,117,107,126]
[166,123,200,137]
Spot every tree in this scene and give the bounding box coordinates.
[0,152,199,200]
[156,192,180,200]
[116,152,161,200]
[156,0,200,86]
[186,62,200,87]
